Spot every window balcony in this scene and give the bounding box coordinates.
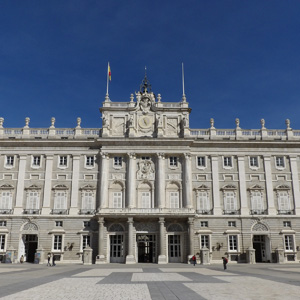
[23,209,40,215]
[277,210,294,215]
[0,209,13,215]
[223,210,240,215]
[51,209,69,215]
[79,209,96,215]
[196,209,213,215]
[250,209,267,215]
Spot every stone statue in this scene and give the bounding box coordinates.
[235,118,240,129]
[210,118,215,129]
[285,119,291,130]
[50,117,55,128]
[24,117,30,128]
[260,119,265,129]
[76,117,81,128]
[0,117,4,128]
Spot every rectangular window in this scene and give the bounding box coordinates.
[251,191,263,210]
[86,156,94,167]
[83,221,90,228]
[54,192,67,209]
[224,191,236,211]
[141,156,150,160]
[197,156,206,167]
[0,221,7,226]
[26,191,39,210]
[170,192,179,208]
[283,221,291,227]
[82,192,95,210]
[0,235,5,251]
[224,157,232,167]
[228,221,236,227]
[113,192,122,208]
[53,235,62,251]
[284,235,294,251]
[278,191,290,211]
[32,156,41,167]
[114,157,122,167]
[55,221,63,227]
[201,235,209,249]
[59,156,67,166]
[0,191,12,209]
[249,156,258,167]
[276,157,285,168]
[141,192,151,208]
[229,235,238,251]
[82,235,90,249]
[6,156,14,167]
[197,191,209,211]
[169,157,178,167]
[200,221,208,227]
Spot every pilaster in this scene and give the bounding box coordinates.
[156,153,165,208]
[127,153,136,208]
[263,156,276,215]
[99,152,109,209]
[125,217,136,264]
[41,155,53,214]
[158,217,167,264]
[14,155,27,214]
[211,156,222,215]
[187,217,195,262]
[69,155,80,215]
[289,155,300,214]
[96,217,106,264]
[237,156,248,215]
[183,153,193,208]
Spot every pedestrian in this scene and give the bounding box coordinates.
[20,255,24,264]
[47,253,51,266]
[192,254,196,266]
[52,255,56,266]
[222,256,228,270]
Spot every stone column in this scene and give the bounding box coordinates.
[211,156,222,215]
[96,217,106,264]
[289,156,300,214]
[187,217,195,263]
[263,156,276,215]
[125,217,136,264]
[99,152,109,209]
[69,155,80,215]
[158,217,167,264]
[183,153,193,208]
[237,156,248,215]
[14,155,27,214]
[156,153,165,208]
[127,153,136,208]
[42,155,53,214]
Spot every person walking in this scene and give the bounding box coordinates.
[192,255,197,266]
[47,253,51,266]
[222,256,228,270]
[52,255,56,266]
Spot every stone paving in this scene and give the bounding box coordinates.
[0,263,300,299]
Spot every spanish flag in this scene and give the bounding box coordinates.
[108,63,111,81]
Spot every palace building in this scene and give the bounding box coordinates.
[0,75,299,265]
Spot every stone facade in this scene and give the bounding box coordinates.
[0,76,299,265]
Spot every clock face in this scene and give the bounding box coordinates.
[138,116,152,128]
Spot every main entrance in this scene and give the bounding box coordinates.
[110,235,124,263]
[253,235,266,262]
[24,234,38,263]
[168,235,181,263]
[137,234,156,263]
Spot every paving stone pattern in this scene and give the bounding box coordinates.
[0,264,300,300]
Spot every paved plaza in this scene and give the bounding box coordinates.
[0,263,300,299]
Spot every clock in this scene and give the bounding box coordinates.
[138,116,152,129]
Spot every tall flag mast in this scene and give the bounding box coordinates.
[105,62,111,102]
[182,63,186,102]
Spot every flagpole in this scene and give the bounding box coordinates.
[182,62,186,102]
[106,62,109,96]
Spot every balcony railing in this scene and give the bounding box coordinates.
[277,210,294,215]
[250,209,267,215]
[79,209,96,215]
[223,210,240,215]
[23,209,40,215]
[196,209,213,215]
[51,209,69,215]
[0,209,13,214]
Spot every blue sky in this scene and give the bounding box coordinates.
[1,0,300,130]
